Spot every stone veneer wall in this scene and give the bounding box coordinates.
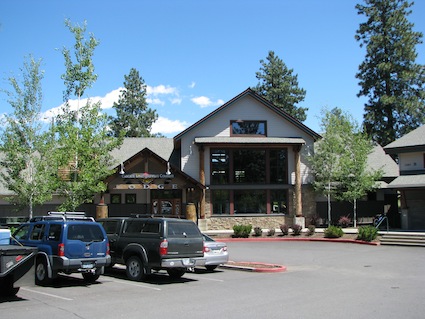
[203,185,317,231]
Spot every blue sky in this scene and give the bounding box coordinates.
[1,0,424,136]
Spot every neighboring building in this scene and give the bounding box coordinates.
[384,125,425,230]
[0,88,403,230]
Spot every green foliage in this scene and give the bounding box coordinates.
[307,225,316,236]
[253,226,263,237]
[279,224,289,236]
[355,0,425,146]
[291,224,302,236]
[232,224,252,238]
[324,226,344,238]
[357,225,378,242]
[0,56,56,219]
[253,51,308,122]
[109,68,159,137]
[52,19,123,211]
[308,108,382,227]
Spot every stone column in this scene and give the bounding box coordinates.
[294,145,302,217]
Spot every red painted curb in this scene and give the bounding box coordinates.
[222,261,287,273]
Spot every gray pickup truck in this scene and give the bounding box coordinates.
[98,217,205,281]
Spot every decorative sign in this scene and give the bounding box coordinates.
[122,172,175,179]
[114,184,178,190]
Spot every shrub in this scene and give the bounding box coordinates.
[267,228,275,236]
[291,224,302,236]
[279,224,289,236]
[357,225,378,242]
[338,215,351,228]
[324,225,344,238]
[306,225,315,236]
[232,224,252,238]
[253,226,263,237]
[308,215,320,227]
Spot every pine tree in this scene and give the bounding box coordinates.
[109,68,158,137]
[253,51,308,122]
[355,0,425,146]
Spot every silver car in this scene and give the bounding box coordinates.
[202,234,229,271]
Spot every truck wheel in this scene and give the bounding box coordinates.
[206,265,218,271]
[126,256,145,281]
[35,258,51,286]
[82,271,101,283]
[167,268,186,279]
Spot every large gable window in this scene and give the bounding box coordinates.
[231,120,266,136]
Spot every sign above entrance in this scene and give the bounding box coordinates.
[114,183,178,190]
[122,172,175,179]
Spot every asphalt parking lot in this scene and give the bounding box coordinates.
[1,241,424,319]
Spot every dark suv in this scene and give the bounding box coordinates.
[11,212,111,285]
[98,217,205,280]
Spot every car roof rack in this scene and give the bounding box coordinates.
[30,212,95,222]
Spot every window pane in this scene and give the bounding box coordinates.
[211,149,229,184]
[212,190,230,215]
[234,190,266,214]
[232,121,265,135]
[271,190,288,214]
[233,150,265,183]
[270,149,288,184]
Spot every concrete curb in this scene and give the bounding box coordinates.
[214,237,380,246]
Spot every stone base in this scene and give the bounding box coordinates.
[198,219,208,232]
[294,216,305,229]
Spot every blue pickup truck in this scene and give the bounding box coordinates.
[11,212,111,286]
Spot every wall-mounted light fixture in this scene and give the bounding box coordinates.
[119,163,125,175]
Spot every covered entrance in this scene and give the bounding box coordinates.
[151,190,182,217]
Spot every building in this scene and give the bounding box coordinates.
[0,89,402,230]
[384,125,425,230]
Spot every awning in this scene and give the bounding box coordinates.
[387,174,425,189]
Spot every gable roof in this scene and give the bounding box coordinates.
[384,125,425,154]
[367,144,399,178]
[174,88,321,142]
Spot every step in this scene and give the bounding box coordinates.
[380,240,425,247]
[381,235,425,241]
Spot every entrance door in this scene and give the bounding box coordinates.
[151,189,182,217]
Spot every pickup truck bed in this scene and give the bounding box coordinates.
[0,245,37,297]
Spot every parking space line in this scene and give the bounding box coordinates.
[109,279,162,291]
[21,288,73,301]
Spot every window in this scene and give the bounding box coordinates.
[67,224,104,241]
[125,194,136,204]
[123,220,144,234]
[211,148,287,185]
[211,149,229,184]
[270,149,288,184]
[233,150,266,183]
[231,120,266,136]
[234,190,266,214]
[211,190,230,214]
[30,224,45,241]
[111,194,121,204]
[270,190,288,214]
[13,224,31,240]
[48,224,62,241]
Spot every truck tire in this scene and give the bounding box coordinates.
[167,268,186,279]
[35,257,51,286]
[126,256,145,281]
[82,268,102,283]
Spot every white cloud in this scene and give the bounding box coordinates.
[191,96,224,108]
[147,98,165,106]
[151,116,188,135]
[188,82,196,89]
[147,84,178,96]
[170,98,182,105]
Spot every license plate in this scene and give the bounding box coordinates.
[81,262,94,269]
